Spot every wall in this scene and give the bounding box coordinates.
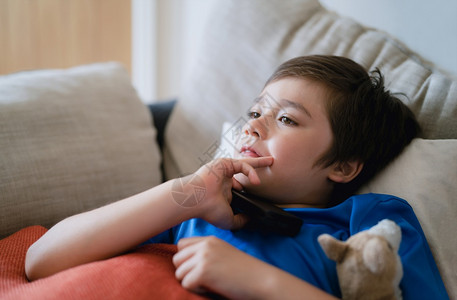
[131,0,212,102]
[0,0,210,103]
[154,0,212,101]
[0,0,131,75]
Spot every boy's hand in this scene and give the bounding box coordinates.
[173,236,339,300]
[191,157,273,230]
[173,236,265,298]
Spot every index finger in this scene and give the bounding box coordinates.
[229,156,273,185]
[238,156,274,168]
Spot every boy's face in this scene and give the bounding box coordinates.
[234,77,336,207]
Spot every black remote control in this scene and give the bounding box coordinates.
[231,189,303,237]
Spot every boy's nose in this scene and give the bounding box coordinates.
[244,126,260,138]
[244,116,269,139]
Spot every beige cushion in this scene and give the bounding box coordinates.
[0,63,162,238]
[359,139,457,297]
[165,0,457,297]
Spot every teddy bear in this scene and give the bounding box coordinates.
[318,219,403,300]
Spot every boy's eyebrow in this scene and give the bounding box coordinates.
[279,98,312,118]
[253,94,312,118]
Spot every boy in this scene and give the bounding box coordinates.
[25,56,448,299]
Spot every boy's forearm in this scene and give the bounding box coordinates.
[174,236,338,300]
[25,179,196,280]
[252,262,339,300]
[223,254,339,299]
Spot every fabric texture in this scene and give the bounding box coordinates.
[0,63,162,238]
[0,226,207,300]
[147,194,448,299]
[359,139,457,295]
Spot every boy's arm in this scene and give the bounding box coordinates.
[25,157,273,281]
[173,236,338,300]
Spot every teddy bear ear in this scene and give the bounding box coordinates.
[362,238,386,274]
[318,234,347,262]
[367,219,402,251]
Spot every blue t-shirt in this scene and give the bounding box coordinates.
[146,193,448,299]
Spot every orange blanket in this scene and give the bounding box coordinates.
[0,226,207,299]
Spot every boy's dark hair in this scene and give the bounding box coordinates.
[266,55,421,205]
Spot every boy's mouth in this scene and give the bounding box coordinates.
[240,146,261,158]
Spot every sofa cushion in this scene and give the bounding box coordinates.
[0,63,162,238]
[0,226,206,300]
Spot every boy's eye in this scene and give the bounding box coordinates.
[279,116,297,125]
[248,111,261,119]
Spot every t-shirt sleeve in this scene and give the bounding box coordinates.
[350,194,449,299]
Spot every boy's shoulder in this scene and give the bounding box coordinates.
[349,193,411,207]
[340,193,421,234]
[289,193,417,235]
[339,193,412,211]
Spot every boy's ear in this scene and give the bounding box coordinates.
[328,160,363,183]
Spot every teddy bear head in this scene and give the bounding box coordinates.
[318,219,403,300]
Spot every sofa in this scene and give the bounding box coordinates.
[1,0,456,299]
